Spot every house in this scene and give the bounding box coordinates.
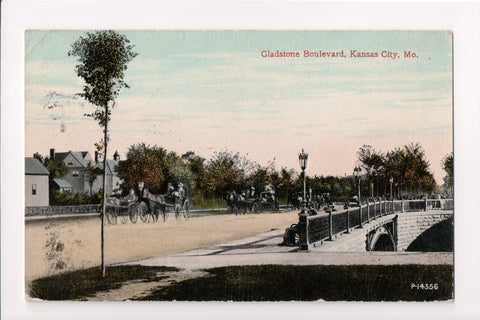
[51,148,94,195]
[25,157,50,207]
[50,148,122,196]
[92,153,123,196]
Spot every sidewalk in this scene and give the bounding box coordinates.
[125,228,454,271]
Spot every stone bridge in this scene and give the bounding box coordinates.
[297,199,453,252]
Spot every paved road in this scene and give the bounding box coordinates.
[125,228,454,271]
[25,210,300,281]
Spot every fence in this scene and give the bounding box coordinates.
[25,205,101,218]
[298,198,453,250]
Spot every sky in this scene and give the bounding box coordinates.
[25,30,452,183]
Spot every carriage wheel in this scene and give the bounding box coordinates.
[252,203,259,213]
[129,204,139,224]
[138,202,149,223]
[274,203,279,212]
[119,213,128,224]
[175,204,182,220]
[183,200,191,220]
[105,207,117,225]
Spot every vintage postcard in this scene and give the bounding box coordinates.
[23,30,454,304]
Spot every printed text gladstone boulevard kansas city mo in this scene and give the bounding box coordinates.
[260,49,419,60]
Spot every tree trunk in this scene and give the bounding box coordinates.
[101,104,109,277]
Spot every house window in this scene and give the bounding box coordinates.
[68,162,73,166]
[73,171,79,177]
[32,184,37,195]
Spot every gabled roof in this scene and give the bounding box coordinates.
[55,151,91,168]
[25,157,50,175]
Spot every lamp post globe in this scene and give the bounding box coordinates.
[354,166,362,202]
[299,148,308,171]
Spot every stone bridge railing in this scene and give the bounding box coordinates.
[298,198,453,250]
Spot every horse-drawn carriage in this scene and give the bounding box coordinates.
[226,192,258,214]
[105,185,190,224]
[226,189,279,214]
[258,191,279,212]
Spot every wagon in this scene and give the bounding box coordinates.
[105,200,142,224]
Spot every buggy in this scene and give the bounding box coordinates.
[258,191,279,212]
[105,188,191,224]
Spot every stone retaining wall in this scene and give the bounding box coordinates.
[396,211,453,251]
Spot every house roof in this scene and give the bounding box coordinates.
[55,151,91,168]
[97,160,118,175]
[25,157,50,175]
[53,178,72,189]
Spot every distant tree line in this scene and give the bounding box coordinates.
[116,144,297,205]
[356,143,445,198]
[115,142,451,206]
[35,141,451,206]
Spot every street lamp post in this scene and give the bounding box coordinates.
[389,176,393,200]
[354,166,362,202]
[298,149,308,215]
[298,149,309,250]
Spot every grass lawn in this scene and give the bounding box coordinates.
[28,264,453,301]
[135,264,453,301]
[27,265,179,301]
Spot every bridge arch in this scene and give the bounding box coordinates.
[367,225,396,251]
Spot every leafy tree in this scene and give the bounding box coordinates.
[357,145,385,197]
[182,151,208,195]
[117,143,169,194]
[358,145,385,176]
[44,157,69,179]
[247,165,272,192]
[69,30,137,276]
[206,149,247,197]
[42,157,70,196]
[358,143,437,197]
[384,143,435,195]
[84,162,103,195]
[441,153,453,195]
[166,151,194,193]
[69,31,137,192]
[274,168,295,203]
[69,31,137,117]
